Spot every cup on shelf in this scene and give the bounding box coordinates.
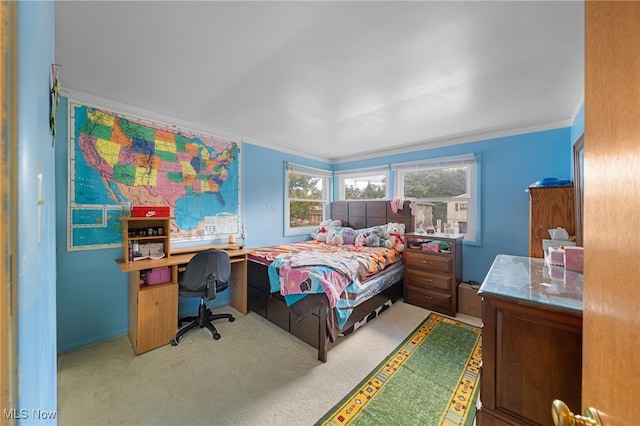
[121,201,132,217]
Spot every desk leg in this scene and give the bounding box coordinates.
[128,272,139,353]
[230,256,248,315]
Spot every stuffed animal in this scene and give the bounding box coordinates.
[339,227,356,245]
[311,219,341,242]
[311,219,331,242]
[324,226,356,245]
[354,233,367,247]
[325,227,342,245]
[384,222,406,252]
[364,226,386,247]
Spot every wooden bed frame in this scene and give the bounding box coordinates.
[247,200,413,362]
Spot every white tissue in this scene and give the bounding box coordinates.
[548,227,569,240]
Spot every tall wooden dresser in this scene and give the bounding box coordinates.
[528,185,575,258]
[403,233,463,317]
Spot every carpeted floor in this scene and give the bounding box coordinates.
[57,301,481,426]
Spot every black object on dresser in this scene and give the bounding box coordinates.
[403,233,463,316]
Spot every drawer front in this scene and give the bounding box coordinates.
[404,251,451,274]
[290,314,320,349]
[404,269,452,292]
[267,295,290,331]
[247,261,270,291]
[404,284,452,313]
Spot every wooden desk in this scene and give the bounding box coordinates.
[116,245,251,355]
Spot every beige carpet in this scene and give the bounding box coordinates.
[57,301,481,426]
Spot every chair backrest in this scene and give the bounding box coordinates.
[181,250,231,297]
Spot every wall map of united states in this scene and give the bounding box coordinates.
[69,102,240,250]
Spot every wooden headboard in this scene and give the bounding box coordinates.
[331,200,413,231]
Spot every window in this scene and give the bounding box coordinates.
[335,166,389,200]
[394,154,480,243]
[285,162,331,236]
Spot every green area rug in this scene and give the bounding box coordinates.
[316,313,482,426]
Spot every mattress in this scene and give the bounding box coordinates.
[353,261,404,306]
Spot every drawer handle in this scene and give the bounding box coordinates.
[421,278,433,283]
[423,295,433,300]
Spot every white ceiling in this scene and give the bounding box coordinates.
[55,1,584,163]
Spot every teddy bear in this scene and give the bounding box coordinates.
[325,227,342,245]
[364,226,386,247]
[324,226,356,245]
[384,222,406,252]
[311,219,341,242]
[354,232,367,247]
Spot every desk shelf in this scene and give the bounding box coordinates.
[120,216,174,264]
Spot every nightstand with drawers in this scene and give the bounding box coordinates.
[403,233,463,316]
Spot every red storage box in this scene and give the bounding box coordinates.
[132,206,170,217]
[144,267,171,285]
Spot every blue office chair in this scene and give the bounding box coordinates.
[172,250,235,345]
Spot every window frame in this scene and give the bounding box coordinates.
[335,166,390,201]
[284,162,332,237]
[393,153,481,245]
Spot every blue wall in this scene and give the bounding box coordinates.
[17,0,57,422]
[55,98,129,353]
[247,127,574,282]
[242,144,331,248]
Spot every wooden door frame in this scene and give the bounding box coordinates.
[1,2,18,424]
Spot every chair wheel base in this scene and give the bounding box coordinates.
[229,317,235,322]
[213,334,221,340]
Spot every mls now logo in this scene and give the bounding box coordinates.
[4,409,57,420]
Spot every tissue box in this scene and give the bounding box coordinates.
[547,246,566,266]
[542,239,576,253]
[564,246,584,272]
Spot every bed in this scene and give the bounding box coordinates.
[247,200,413,362]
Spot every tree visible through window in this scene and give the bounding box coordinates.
[288,173,323,227]
[344,177,386,200]
[405,167,467,231]
[285,163,330,235]
[337,168,389,200]
[395,154,478,242]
